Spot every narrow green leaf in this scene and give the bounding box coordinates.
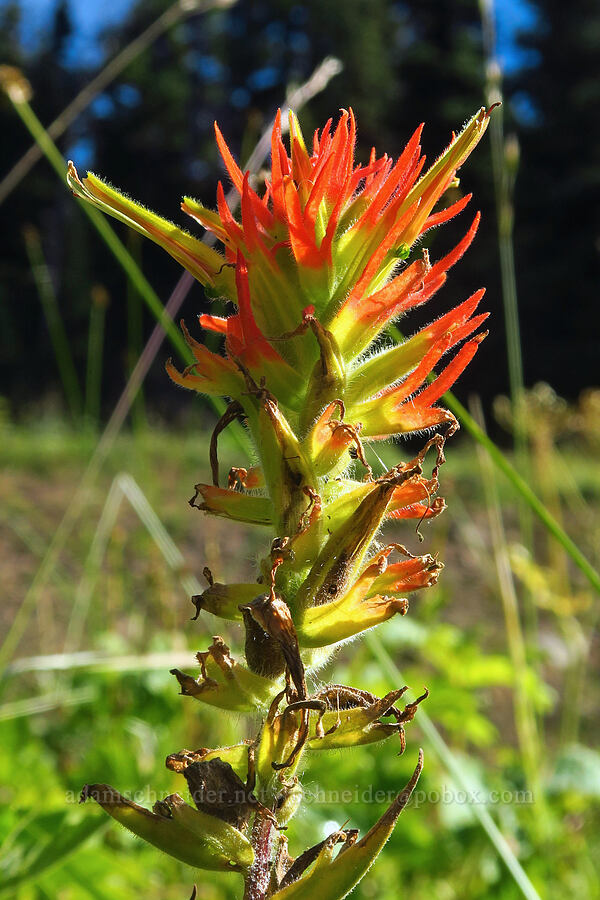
[81,785,253,872]
[270,751,423,899]
[0,808,106,895]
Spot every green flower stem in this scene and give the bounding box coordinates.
[9,96,191,363]
[7,91,247,450]
[85,288,108,430]
[471,396,545,818]
[23,225,83,421]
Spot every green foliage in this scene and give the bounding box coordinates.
[0,808,107,896]
[1,421,599,897]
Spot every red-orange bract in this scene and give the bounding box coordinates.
[68,106,491,439]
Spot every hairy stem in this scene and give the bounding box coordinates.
[244,814,276,900]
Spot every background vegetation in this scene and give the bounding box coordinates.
[0,1,598,898]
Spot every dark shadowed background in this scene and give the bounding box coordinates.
[1,0,597,424]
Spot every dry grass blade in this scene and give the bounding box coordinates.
[23,226,83,420]
[0,686,96,721]
[0,0,238,206]
[6,651,200,676]
[470,395,544,811]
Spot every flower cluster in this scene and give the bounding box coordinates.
[71,105,490,899]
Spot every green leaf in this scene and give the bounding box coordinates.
[81,785,254,872]
[0,807,106,895]
[270,751,423,900]
[548,745,600,797]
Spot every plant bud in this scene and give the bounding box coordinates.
[80,785,254,872]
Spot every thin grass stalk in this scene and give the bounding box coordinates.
[487,83,527,462]
[84,285,108,430]
[479,0,539,657]
[23,225,83,421]
[558,617,588,747]
[552,447,598,527]
[0,274,198,681]
[527,417,592,748]
[443,390,600,596]
[470,396,543,808]
[365,632,542,900]
[0,687,96,722]
[6,650,205,676]
[479,0,528,461]
[3,82,247,458]
[0,510,73,669]
[0,511,72,589]
[115,473,202,600]
[0,0,238,206]
[126,232,147,433]
[550,453,600,747]
[6,92,193,360]
[64,476,125,653]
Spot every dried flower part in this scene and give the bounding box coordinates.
[183,757,256,829]
[170,637,277,712]
[301,685,409,750]
[256,691,306,782]
[191,581,257,622]
[166,743,251,781]
[277,830,358,892]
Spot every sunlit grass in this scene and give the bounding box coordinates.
[1,418,598,898]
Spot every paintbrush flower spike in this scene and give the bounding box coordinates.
[71,106,492,900]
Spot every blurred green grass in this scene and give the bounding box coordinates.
[1,415,599,899]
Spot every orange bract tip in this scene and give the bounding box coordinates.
[214,122,244,195]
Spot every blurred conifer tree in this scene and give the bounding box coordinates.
[1,0,594,417]
[507,0,600,394]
